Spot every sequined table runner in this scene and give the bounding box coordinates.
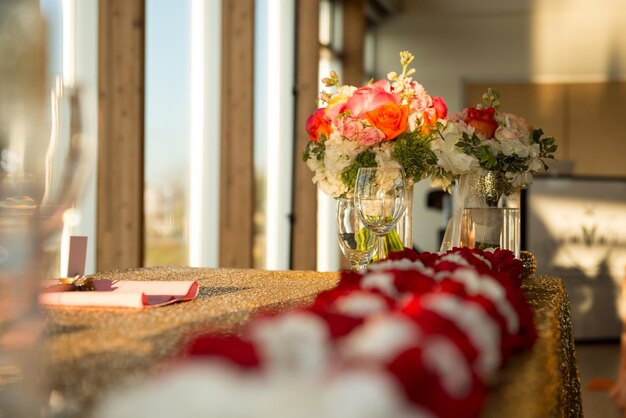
[481,275,583,418]
[43,268,582,417]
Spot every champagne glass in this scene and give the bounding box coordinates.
[354,167,406,261]
[336,198,376,271]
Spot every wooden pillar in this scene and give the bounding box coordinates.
[342,0,365,86]
[97,0,145,271]
[291,0,320,271]
[219,0,255,268]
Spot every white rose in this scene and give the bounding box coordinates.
[505,113,533,135]
[438,152,477,175]
[494,127,531,157]
[432,122,479,175]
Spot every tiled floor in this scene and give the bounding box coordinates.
[576,341,622,417]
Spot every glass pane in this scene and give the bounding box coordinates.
[144,0,191,266]
[319,0,331,45]
[39,0,99,276]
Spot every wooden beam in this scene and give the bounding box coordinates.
[291,0,320,270]
[97,0,145,271]
[219,0,255,268]
[342,0,366,86]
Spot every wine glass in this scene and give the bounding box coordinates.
[354,167,407,261]
[0,4,92,415]
[336,198,376,271]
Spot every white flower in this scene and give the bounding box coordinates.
[251,311,330,377]
[421,336,473,398]
[443,268,519,334]
[95,363,430,418]
[435,253,471,268]
[373,142,399,168]
[337,85,357,97]
[310,133,369,197]
[407,112,421,133]
[501,112,533,135]
[432,122,480,176]
[361,272,398,298]
[340,315,421,363]
[334,291,391,317]
[493,126,531,157]
[421,294,502,378]
[369,258,428,273]
[528,157,543,172]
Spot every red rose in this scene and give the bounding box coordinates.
[465,107,497,139]
[185,335,260,369]
[387,347,487,418]
[305,108,332,142]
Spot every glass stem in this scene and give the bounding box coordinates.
[352,261,366,271]
[376,234,388,262]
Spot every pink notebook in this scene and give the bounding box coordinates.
[40,280,199,308]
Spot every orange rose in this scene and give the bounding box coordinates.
[465,107,497,139]
[305,108,332,142]
[364,101,409,140]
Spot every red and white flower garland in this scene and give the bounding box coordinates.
[96,248,536,418]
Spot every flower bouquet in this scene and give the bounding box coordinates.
[431,88,557,194]
[303,51,447,199]
[303,52,447,257]
[431,89,558,254]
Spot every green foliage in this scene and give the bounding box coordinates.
[302,136,327,162]
[532,128,558,157]
[391,130,438,181]
[341,149,377,191]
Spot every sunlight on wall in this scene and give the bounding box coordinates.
[530,0,626,81]
[530,195,626,283]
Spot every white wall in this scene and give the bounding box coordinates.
[373,0,626,251]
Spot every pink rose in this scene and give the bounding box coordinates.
[336,117,364,140]
[356,127,385,146]
[432,96,448,119]
[342,81,400,118]
[410,82,433,112]
[505,113,533,135]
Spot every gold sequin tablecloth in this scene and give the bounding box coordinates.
[43,268,582,417]
[482,275,583,418]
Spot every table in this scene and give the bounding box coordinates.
[43,267,582,417]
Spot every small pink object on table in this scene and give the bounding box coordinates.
[40,280,199,308]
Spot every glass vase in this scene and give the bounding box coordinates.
[441,172,521,258]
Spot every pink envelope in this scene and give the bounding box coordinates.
[40,280,199,308]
